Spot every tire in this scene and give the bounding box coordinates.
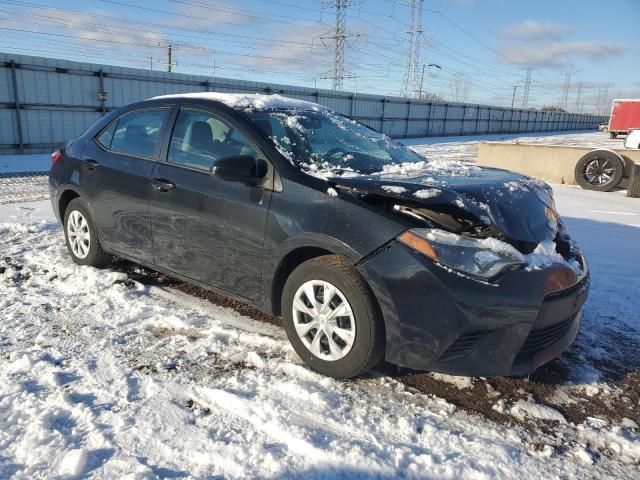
[621,155,636,178]
[628,164,640,198]
[282,255,385,379]
[574,150,625,192]
[63,198,111,267]
[610,132,617,139]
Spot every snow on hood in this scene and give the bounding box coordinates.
[326,163,559,245]
[150,92,325,112]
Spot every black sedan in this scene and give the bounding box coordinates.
[49,93,589,378]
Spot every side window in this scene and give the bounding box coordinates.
[167,109,258,171]
[96,122,116,149]
[109,109,168,159]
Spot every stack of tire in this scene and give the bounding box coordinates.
[575,149,639,197]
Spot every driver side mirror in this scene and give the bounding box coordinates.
[211,155,267,183]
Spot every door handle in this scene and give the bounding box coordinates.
[151,178,176,192]
[82,159,99,170]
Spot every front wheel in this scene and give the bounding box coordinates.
[282,255,385,378]
[63,198,110,267]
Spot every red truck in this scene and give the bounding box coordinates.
[608,99,640,138]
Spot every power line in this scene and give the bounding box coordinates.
[93,0,321,37]
[0,0,320,47]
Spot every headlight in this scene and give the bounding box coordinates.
[398,228,525,279]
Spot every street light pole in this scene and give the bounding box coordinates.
[418,63,441,99]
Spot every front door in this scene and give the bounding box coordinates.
[149,107,272,300]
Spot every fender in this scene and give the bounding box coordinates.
[258,232,362,314]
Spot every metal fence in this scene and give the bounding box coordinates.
[1,52,608,155]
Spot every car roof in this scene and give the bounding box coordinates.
[149,92,326,112]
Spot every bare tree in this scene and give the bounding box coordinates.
[417,92,444,102]
[450,77,470,103]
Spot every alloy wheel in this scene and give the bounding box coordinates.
[292,280,356,361]
[67,210,91,259]
[583,158,615,186]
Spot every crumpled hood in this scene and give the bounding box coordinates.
[329,164,558,244]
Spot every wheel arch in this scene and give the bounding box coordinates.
[57,187,82,220]
[265,234,365,317]
[270,246,333,316]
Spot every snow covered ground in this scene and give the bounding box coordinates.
[1,131,639,478]
[0,155,50,205]
[403,130,626,163]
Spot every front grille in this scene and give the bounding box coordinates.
[439,330,488,362]
[515,314,576,361]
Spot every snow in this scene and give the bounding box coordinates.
[423,228,582,274]
[1,130,639,478]
[327,187,338,197]
[510,399,567,423]
[430,373,474,390]
[151,92,324,112]
[403,130,627,163]
[414,189,441,199]
[381,185,407,194]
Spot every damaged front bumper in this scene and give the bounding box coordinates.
[357,239,589,376]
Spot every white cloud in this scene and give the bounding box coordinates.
[231,24,330,74]
[502,20,572,41]
[500,41,623,68]
[167,2,256,31]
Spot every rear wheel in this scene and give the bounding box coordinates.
[63,198,110,267]
[282,255,385,378]
[574,150,625,191]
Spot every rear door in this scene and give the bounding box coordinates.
[149,107,272,300]
[80,107,171,263]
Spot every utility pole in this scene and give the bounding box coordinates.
[574,82,583,113]
[521,67,533,109]
[418,64,425,98]
[597,84,610,115]
[401,0,424,98]
[511,85,518,108]
[159,44,177,72]
[559,70,582,111]
[559,72,570,110]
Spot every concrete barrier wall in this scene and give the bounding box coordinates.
[477,142,640,185]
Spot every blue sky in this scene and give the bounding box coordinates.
[0,0,637,112]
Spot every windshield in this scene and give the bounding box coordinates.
[246,109,425,175]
